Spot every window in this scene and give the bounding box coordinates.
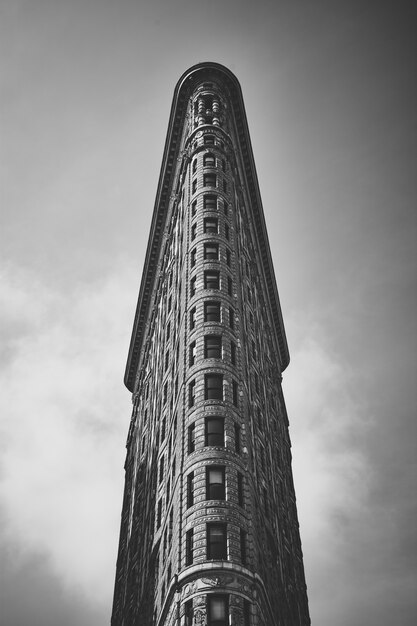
[189,341,196,366]
[223,180,227,193]
[190,307,196,330]
[192,200,197,216]
[189,380,196,407]
[165,350,169,371]
[204,242,219,260]
[204,271,220,290]
[191,247,196,268]
[205,417,224,446]
[226,248,231,267]
[229,306,234,329]
[237,472,244,507]
[204,195,217,210]
[243,601,251,626]
[187,472,194,508]
[225,223,229,241]
[221,159,226,172]
[235,423,241,454]
[207,523,227,560]
[224,201,228,215]
[231,341,236,365]
[190,276,196,297]
[204,335,222,359]
[159,456,165,483]
[192,159,197,174]
[157,499,162,528]
[188,423,195,453]
[192,179,197,194]
[208,596,228,626]
[204,135,215,145]
[204,301,220,322]
[203,153,216,166]
[227,276,233,296]
[204,173,216,187]
[233,380,238,406]
[185,529,194,566]
[206,466,225,500]
[240,529,247,565]
[204,217,218,234]
[191,223,197,241]
[205,374,223,400]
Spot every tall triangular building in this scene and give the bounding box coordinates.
[111,62,310,626]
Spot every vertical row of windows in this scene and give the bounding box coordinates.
[187,417,242,452]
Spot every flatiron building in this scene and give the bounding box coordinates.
[111,62,310,626]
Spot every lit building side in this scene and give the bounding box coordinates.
[111,62,310,626]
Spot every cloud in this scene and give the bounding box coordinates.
[0,263,137,622]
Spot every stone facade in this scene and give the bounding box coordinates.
[111,63,310,626]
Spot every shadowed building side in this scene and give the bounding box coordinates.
[111,62,310,626]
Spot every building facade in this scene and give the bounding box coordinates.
[111,63,310,626]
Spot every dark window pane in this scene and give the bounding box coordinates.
[204,173,216,187]
[205,301,220,322]
[206,466,225,500]
[204,195,217,210]
[203,153,216,166]
[207,524,227,560]
[205,374,223,400]
[208,595,228,626]
[204,271,220,290]
[188,423,195,453]
[204,243,219,260]
[204,217,218,234]
[204,335,222,359]
[205,417,224,446]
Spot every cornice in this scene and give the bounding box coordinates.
[125,62,290,391]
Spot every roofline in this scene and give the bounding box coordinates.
[124,62,290,391]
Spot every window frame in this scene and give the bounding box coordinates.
[207,523,227,560]
[205,374,223,401]
[205,416,225,447]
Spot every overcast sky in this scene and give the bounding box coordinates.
[1,1,416,624]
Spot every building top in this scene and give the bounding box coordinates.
[124,62,290,391]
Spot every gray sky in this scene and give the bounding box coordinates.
[1,1,416,624]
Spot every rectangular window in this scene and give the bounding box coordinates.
[223,180,227,193]
[192,200,197,216]
[237,472,244,507]
[222,159,226,172]
[206,466,225,500]
[204,335,222,359]
[204,271,220,290]
[207,523,227,560]
[204,195,217,211]
[191,223,197,241]
[224,201,228,215]
[189,380,196,407]
[225,223,230,240]
[205,417,224,446]
[208,595,229,626]
[204,301,220,322]
[235,423,241,454]
[192,179,197,194]
[187,472,194,508]
[227,276,232,296]
[204,135,215,145]
[192,159,197,174]
[204,242,219,260]
[205,374,223,400]
[157,499,162,528]
[240,528,247,565]
[233,380,238,406]
[189,341,196,366]
[188,423,195,453]
[231,341,236,365]
[204,173,216,187]
[191,247,197,268]
[190,307,196,330]
[226,248,231,267]
[185,529,194,566]
[243,600,251,626]
[229,307,234,329]
[159,456,165,483]
[204,217,218,234]
[204,153,216,166]
[190,276,196,297]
